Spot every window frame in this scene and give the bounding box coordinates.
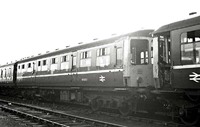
[181,30,200,65]
[72,54,77,69]
[43,60,47,66]
[28,63,31,68]
[81,51,91,59]
[61,55,69,62]
[38,61,41,66]
[22,64,25,69]
[116,47,123,66]
[51,58,56,64]
[97,47,110,57]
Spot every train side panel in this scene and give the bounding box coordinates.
[16,40,125,87]
[0,63,16,86]
[171,24,200,89]
[16,30,154,89]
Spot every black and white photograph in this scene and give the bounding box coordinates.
[0,0,200,127]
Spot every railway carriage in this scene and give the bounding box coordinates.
[0,63,17,96]
[0,63,17,86]
[2,15,200,125]
[153,16,200,125]
[14,29,155,115]
[1,15,200,125]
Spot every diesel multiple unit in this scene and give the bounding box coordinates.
[1,16,200,125]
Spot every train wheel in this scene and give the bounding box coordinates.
[91,99,100,111]
[186,93,200,103]
[118,101,132,116]
[179,108,199,126]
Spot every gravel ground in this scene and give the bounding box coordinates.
[0,109,31,127]
[0,97,173,127]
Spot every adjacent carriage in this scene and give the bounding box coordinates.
[153,16,200,125]
[0,62,17,86]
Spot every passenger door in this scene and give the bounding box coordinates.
[70,52,78,85]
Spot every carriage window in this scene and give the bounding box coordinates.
[181,30,200,65]
[28,63,31,68]
[62,55,69,62]
[72,55,77,69]
[140,52,144,64]
[38,61,41,66]
[80,51,91,67]
[0,69,3,78]
[43,60,47,66]
[116,48,123,66]
[130,39,149,65]
[22,64,25,69]
[151,47,153,64]
[97,47,110,56]
[8,68,12,77]
[146,51,149,63]
[51,58,57,64]
[62,56,66,62]
[96,47,110,67]
[81,51,91,59]
[4,69,6,77]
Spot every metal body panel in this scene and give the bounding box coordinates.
[170,25,200,89]
[15,30,153,89]
[173,68,200,89]
[130,64,153,87]
[17,69,123,87]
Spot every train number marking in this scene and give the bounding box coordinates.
[99,75,105,82]
[81,78,88,81]
[189,72,200,83]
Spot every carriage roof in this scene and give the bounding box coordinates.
[17,29,153,63]
[154,16,200,35]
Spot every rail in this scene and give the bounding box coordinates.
[0,99,126,127]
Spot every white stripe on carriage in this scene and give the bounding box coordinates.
[173,64,200,69]
[18,69,123,79]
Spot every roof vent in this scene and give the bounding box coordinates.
[189,12,197,15]
[78,42,83,44]
[93,38,98,41]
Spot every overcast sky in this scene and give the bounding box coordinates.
[0,0,199,65]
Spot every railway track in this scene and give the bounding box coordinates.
[0,99,126,127]
[0,98,185,127]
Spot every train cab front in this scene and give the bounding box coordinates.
[121,32,161,115]
[123,34,154,89]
